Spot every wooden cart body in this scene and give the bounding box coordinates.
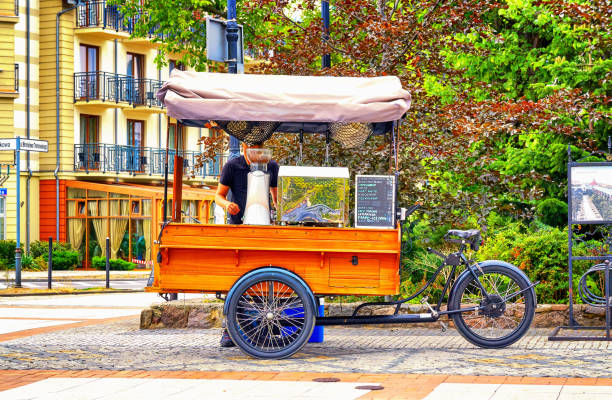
[146,223,401,296]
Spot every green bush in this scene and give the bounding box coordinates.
[477,222,592,304]
[536,198,568,227]
[51,250,79,270]
[33,256,48,271]
[91,256,136,271]
[29,240,72,259]
[21,255,35,271]
[0,240,16,267]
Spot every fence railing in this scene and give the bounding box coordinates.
[74,71,163,107]
[74,143,225,178]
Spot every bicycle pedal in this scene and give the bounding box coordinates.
[420,296,439,318]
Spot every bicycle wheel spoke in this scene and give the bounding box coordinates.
[457,271,529,340]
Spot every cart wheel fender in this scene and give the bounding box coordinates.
[223,267,316,315]
[448,260,537,309]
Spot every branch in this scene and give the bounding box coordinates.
[389,0,447,70]
[278,10,352,56]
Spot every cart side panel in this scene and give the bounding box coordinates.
[153,223,401,296]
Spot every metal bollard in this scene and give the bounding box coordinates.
[48,237,53,289]
[105,237,110,289]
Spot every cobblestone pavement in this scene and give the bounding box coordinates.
[0,317,610,377]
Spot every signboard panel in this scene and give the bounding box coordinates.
[205,17,244,66]
[355,175,396,229]
[570,164,612,223]
[20,139,49,152]
[0,139,16,150]
[0,138,48,152]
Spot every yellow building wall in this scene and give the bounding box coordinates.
[39,0,73,177]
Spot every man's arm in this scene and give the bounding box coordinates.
[215,183,240,215]
[270,187,278,209]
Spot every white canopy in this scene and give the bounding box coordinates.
[156,71,411,123]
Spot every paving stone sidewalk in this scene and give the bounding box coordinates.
[0,318,609,377]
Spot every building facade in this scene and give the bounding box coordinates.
[1,0,221,267]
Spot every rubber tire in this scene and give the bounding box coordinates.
[226,271,316,359]
[449,264,535,349]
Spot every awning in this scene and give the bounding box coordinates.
[156,71,411,124]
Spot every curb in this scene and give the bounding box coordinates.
[0,289,145,297]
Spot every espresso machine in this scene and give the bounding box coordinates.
[243,148,273,225]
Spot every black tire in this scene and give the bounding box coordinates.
[226,271,316,359]
[449,264,535,348]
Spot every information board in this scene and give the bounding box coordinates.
[355,175,395,228]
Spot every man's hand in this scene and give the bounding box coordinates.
[226,202,240,215]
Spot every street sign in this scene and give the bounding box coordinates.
[0,138,48,152]
[0,188,6,196]
[206,17,244,70]
[0,139,16,150]
[20,139,49,152]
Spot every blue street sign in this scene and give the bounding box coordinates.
[0,188,6,196]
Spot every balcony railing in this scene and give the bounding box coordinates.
[76,1,129,31]
[131,78,164,108]
[76,1,167,40]
[14,64,18,92]
[74,72,164,108]
[74,143,225,178]
[15,0,19,16]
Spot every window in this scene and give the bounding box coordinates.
[127,120,145,172]
[78,115,100,170]
[127,52,145,104]
[127,120,144,148]
[126,53,144,78]
[168,123,184,151]
[78,44,99,99]
[79,44,99,73]
[80,115,99,144]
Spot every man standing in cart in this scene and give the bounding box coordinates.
[215,141,279,347]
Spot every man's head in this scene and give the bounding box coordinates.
[241,142,263,152]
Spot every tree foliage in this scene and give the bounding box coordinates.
[119,0,611,227]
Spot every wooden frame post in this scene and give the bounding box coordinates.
[172,121,184,222]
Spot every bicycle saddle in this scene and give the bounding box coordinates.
[445,229,481,240]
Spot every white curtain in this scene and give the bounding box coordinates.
[67,202,85,252]
[142,200,151,261]
[89,201,108,258]
[110,200,129,259]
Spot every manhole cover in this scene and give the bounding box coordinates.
[313,377,341,383]
[355,385,384,390]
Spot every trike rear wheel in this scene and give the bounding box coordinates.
[226,271,316,359]
[450,264,535,348]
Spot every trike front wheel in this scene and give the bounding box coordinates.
[449,264,535,348]
[226,271,315,359]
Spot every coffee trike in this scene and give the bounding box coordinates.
[147,71,537,359]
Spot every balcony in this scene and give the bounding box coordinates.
[0,0,19,23]
[73,72,164,112]
[75,1,166,43]
[74,143,225,180]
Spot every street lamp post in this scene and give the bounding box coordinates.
[322,0,331,69]
[226,0,240,159]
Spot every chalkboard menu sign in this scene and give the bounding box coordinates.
[355,175,396,228]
